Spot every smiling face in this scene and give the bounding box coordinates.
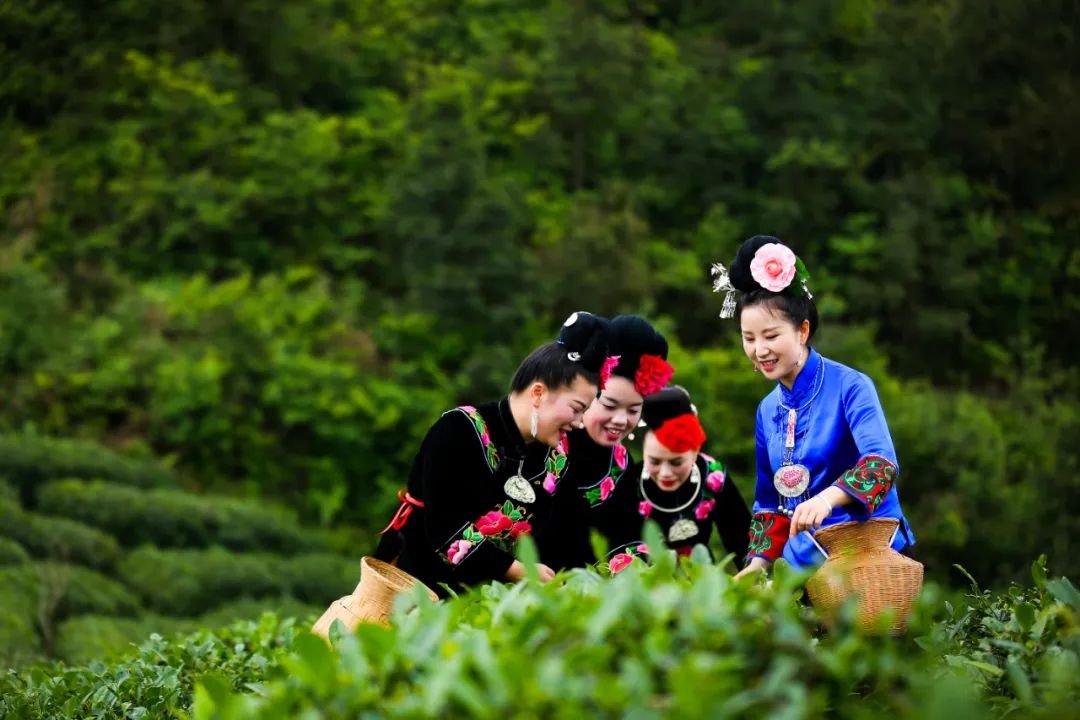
[643,431,697,492]
[583,376,643,447]
[739,303,810,389]
[532,375,598,448]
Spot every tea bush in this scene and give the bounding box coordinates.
[117,547,356,616]
[2,549,1078,719]
[37,479,324,554]
[0,538,29,567]
[0,499,120,571]
[0,435,174,501]
[0,614,302,719]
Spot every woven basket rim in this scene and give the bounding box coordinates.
[360,556,439,601]
[813,518,899,549]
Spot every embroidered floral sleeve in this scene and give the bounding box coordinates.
[747,511,790,562]
[832,454,897,514]
[457,405,500,472]
[441,500,532,567]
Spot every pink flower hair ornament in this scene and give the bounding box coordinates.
[711,238,812,319]
[599,355,621,390]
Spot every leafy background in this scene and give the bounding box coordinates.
[1,0,1078,677]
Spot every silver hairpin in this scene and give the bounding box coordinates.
[710,263,737,319]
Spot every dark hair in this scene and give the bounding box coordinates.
[510,343,602,393]
[736,288,819,340]
[510,311,609,393]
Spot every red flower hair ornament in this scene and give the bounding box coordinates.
[634,354,675,396]
[654,414,706,453]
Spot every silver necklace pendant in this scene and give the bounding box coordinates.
[773,463,811,498]
[503,460,536,504]
[668,518,699,542]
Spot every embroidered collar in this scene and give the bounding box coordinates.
[778,347,823,408]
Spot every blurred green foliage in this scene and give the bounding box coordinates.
[0,0,1077,590]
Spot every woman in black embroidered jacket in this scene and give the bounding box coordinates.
[617,386,750,571]
[374,312,609,596]
[543,315,674,568]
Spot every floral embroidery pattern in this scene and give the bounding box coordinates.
[608,553,634,573]
[701,453,727,492]
[583,443,628,507]
[604,542,650,575]
[747,511,790,561]
[638,500,653,517]
[694,498,716,521]
[834,454,897,513]
[543,433,569,494]
[458,405,499,472]
[443,500,531,566]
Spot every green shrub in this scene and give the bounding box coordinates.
[197,597,321,629]
[278,553,358,605]
[53,599,320,666]
[0,566,42,667]
[0,537,30,567]
[117,547,354,616]
[32,562,141,620]
[38,479,324,554]
[53,614,199,665]
[118,547,285,616]
[0,614,301,718]
[0,434,173,502]
[0,499,120,571]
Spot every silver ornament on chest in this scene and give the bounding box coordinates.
[503,474,536,504]
[667,518,699,542]
[773,463,811,498]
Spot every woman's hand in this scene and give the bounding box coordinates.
[505,560,556,583]
[789,493,834,537]
[733,556,769,581]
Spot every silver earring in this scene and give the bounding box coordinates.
[529,410,539,438]
[627,432,635,441]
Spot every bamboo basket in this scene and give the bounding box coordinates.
[805,519,923,634]
[311,556,438,641]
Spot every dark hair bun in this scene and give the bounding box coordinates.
[607,315,669,380]
[728,234,783,293]
[641,385,694,431]
[556,311,611,373]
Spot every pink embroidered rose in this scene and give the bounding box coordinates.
[543,472,558,494]
[599,476,615,501]
[447,540,472,565]
[460,405,477,413]
[556,434,567,455]
[750,243,797,292]
[609,553,635,573]
[599,355,621,390]
[480,431,491,446]
[636,544,649,554]
[638,500,653,517]
[476,511,512,536]
[706,470,726,492]
[510,520,532,538]
[694,498,716,521]
[613,443,628,470]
